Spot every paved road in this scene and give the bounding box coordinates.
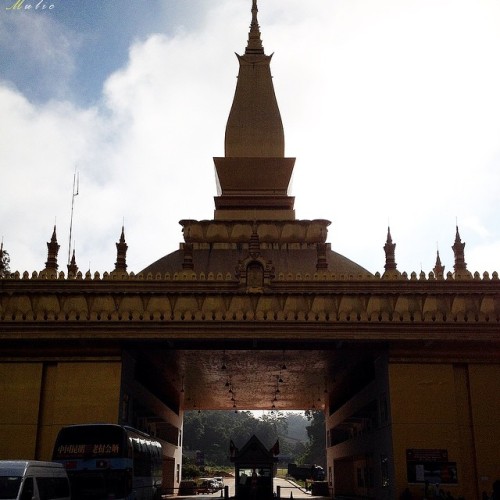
[274,477,313,499]
[173,477,324,500]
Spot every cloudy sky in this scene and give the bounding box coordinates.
[1,0,499,277]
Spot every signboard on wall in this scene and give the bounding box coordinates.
[406,449,458,484]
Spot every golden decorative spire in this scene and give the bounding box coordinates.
[246,0,264,55]
[224,0,284,158]
[213,0,296,221]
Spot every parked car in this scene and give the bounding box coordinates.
[196,479,218,494]
[213,477,224,490]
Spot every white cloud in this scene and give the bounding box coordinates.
[1,0,500,277]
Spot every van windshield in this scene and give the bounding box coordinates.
[0,476,22,500]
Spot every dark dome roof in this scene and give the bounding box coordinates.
[141,246,371,278]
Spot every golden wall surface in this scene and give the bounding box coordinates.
[468,364,500,495]
[389,363,500,500]
[0,360,122,460]
[0,363,43,458]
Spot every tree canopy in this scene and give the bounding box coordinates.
[182,410,325,468]
[0,247,10,278]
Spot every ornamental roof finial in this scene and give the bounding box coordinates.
[452,225,471,279]
[45,225,60,271]
[383,226,397,272]
[114,225,128,273]
[67,248,78,278]
[452,225,467,273]
[433,249,445,278]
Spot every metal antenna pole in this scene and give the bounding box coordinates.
[68,169,79,265]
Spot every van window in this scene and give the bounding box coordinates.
[36,477,70,500]
[19,477,34,500]
[0,476,22,499]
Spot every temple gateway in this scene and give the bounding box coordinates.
[1,2,499,500]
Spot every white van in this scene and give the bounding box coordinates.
[0,461,70,500]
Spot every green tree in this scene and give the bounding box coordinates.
[181,457,202,479]
[260,411,288,435]
[182,410,292,467]
[0,247,10,278]
[183,410,258,466]
[298,410,326,468]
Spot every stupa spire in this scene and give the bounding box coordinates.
[246,0,264,55]
[213,0,296,221]
[224,0,284,158]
